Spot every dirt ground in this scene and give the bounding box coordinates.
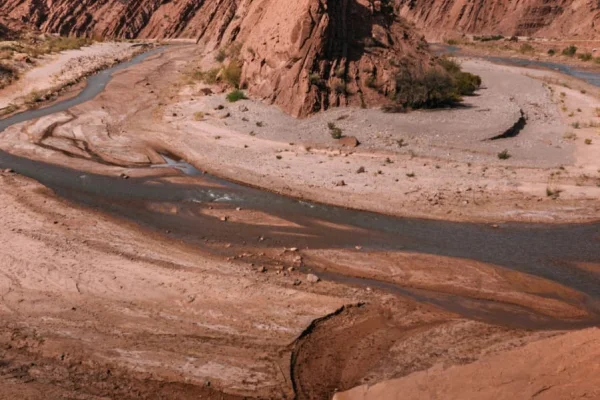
[0,43,599,399]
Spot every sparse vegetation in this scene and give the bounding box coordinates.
[192,67,220,84]
[562,45,577,57]
[578,53,593,62]
[391,58,481,109]
[215,48,227,62]
[226,89,247,102]
[193,111,205,121]
[327,122,343,139]
[309,73,321,86]
[497,149,511,160]
[546,187,562,199]
[222,60,242,88]
[585,138,592,145]
[547,48,556,56]
[519,43,535,54]
[571,121,580,129]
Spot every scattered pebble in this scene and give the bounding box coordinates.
[306,273,320,283]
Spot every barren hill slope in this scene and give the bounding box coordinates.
[395,0,600,40]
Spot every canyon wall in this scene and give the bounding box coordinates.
[0,0,432,117]
[395,0,600,40]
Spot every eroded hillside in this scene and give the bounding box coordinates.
[395,0,600,40]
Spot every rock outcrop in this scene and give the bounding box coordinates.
[0,0,433,117]
[395,0,600,40]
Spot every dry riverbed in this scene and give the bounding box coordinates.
[1,44,599,399]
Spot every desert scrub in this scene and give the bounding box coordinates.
[25,90,45,107]
[519,43,535,54]
[327,122,343,139]
[497,149,511,160]
[563,131,577,140]
[309,73,321,86]
[0,63,18,89]
[391,58,481,109]
[0,103,18,117]
[585,138,592,145]
[193,111,205,121]
[215,48,227,62]
[191,67,220,84]
[562,45,577,57]
[546,187,562,199]
[222,60,242,88]
[226,89,247,102]
[547,48,556,56]
[578,53,593,62]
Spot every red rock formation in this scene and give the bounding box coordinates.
[395,0,600,40]
[0,0,433,117]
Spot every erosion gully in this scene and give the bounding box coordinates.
[1,47,599,331]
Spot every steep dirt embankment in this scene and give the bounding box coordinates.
[395,0,600,40]
[0,0,432,116]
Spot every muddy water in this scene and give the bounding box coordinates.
[1,48,600,329]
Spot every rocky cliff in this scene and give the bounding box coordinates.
[0,0,433,117]
[395,0,600,40]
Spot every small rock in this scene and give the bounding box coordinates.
[239,105,249,112]
[491,224,499,228]
[355,246,362,250]
[200,88,213,95]
[3,168,14,174]
[335,180,346,187]
[258,266,267,273]
[306,274,320,283]
[172,112,178,117]
[214,104,225,110]
[287,267,295,272]
[293,279,302,286]
[119,173,129,179]
[356,166,365,174]
[220,216,229,222]
[236,207,242,211]
[216,111,230,119]
[289,247,299,252]
[338,136,360,147]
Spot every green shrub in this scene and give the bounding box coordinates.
[562,45,577,57]
[519,43,535,54]
[226,89,247,102]
[547,48,556,56]
[327,122,343,139]
[222,60,242,88]
[578,53,593,61]
[392,58,481,110]
[497,149,511,160]
[193,111,205,121]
